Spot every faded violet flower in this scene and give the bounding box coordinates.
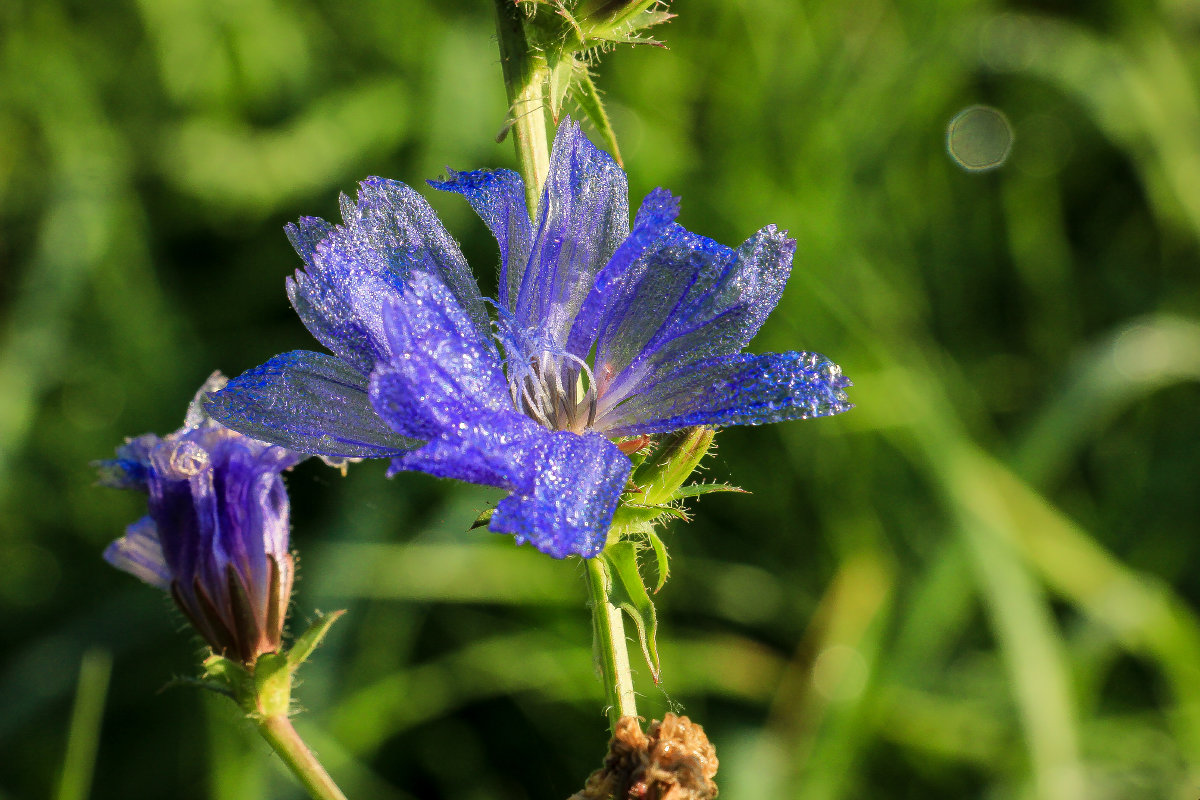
[205,121,852,559]
[101,375,303,664]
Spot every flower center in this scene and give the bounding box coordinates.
[506,348,598,433]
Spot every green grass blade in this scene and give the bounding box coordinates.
[56,649,112,800]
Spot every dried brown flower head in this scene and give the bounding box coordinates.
[571,713,718,800]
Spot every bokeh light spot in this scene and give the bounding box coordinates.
[947,105,1013,172]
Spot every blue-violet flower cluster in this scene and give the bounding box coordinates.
[102,376,304,664]
[205,121,852,559]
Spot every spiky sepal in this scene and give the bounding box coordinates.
[196,610,345,717]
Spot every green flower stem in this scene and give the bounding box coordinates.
[492,0,551,214]
[255,714,349,800]
[586,555,637,731]
[493,0,637,736]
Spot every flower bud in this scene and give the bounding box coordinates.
[100,375,303,665]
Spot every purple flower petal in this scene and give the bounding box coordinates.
[371,272,512,427]
[598,351,853,436]
[207,438,293,605]
[103,516,170,590]
[381,407,543,491]
[429,168,532,309]
[285,178,491,373]
[286,215,388,379]
[369,271,542,490]
[569,223,736,397]
[205,350,418,458]
[95,434,158,489]
[595,225,796,408]
[566,187,682,359]
[516,120,630,345]
[146,435,220,596]
[348,178,491,340]
[491,430,631,559]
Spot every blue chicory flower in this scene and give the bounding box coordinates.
[205,120,852,559]
[101,375,304,664]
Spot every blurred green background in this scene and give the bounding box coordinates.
[3,0,1200,798]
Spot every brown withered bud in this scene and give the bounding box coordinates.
[570,714,718,800]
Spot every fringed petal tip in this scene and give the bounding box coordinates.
[285,216,335,261]
[601,351,855,437]
[348,176,410,214]
[94,433,159,488]
[94,456,148,489]
[428,167,533,309]
[428,166,524,195]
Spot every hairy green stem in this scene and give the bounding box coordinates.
[586,556,637,731]
[493,0,551,215]
[256,715,348,800]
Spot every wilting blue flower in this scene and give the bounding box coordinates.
[101,375,303,664]
[205,121,851,559]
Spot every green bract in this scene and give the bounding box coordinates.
[506,1,674,162]
[601,427,748,682]
[199,611,344,718]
